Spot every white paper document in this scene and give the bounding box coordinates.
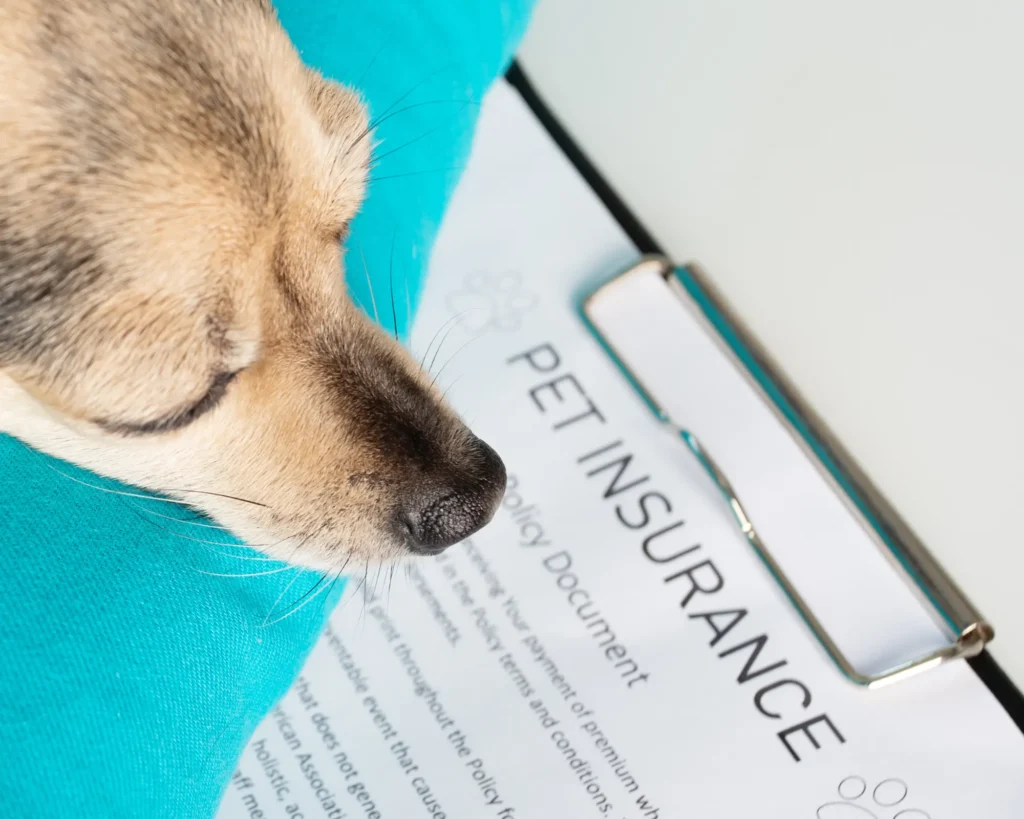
[218,80,1024,819]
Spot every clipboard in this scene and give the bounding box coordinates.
[504,61,1024,721]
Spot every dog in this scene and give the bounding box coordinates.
[0,0,507,570]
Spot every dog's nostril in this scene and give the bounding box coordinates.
[469,437,507,495]
[398,512,417,540]
[397,437,506,555]
[399,492,495,554]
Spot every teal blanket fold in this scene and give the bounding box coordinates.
[0,2,534,816]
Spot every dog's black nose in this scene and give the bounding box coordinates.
[397,438,506,554]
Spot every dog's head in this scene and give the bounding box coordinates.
[0,0,505,569]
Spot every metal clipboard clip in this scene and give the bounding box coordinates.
[581,255,992,689]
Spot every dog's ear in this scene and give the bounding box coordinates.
[306,69,368,139]
[301,69,371,243]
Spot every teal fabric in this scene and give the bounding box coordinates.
[0,2,534,816]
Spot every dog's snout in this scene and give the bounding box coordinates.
[397,437,507,555]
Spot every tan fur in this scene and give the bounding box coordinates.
[0,0,505,569]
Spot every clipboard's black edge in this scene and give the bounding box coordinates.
[502,58,1024,734]
[503,62,662,258]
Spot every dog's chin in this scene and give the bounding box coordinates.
[214,527,413,574]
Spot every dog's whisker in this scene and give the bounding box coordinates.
[418,309,479,372]
[122,501,230,531]
[262,550,311,622]
[368,61,462,127]
[334,560,370,616]
[373,564,384,601]
[430,335,480,389]
[357,239,380,324]
[27,453,202,508]
[367,568,378,611]
[263,572,335,627]
[360,565,376,622]
[342,98,478,169]
[167,488,268,508]
[419,319,451,371]
[426,317,465,375]
[287,535,307,559]
[370,109,469,166]
[355,41,388,88]
[123,504,288,555]
[404,280,412,342]
[324,574,343,607]
[363,561,374,623]
[196,533,314,584]
[389,228,399,340]
[196,564,296,579]
[334,553,355,581]
[199,548,281,562]
[201,700,250,771]
[294,573,328,608]
[368,97,479,136]
[118,501,302,554]
[29,442,268,514]
[440,376,464,402]
[369,165,465,184]
[353,561,372,628]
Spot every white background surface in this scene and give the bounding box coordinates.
[518,0,1024,688]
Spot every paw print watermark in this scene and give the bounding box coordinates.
[817,776,930,818]
[445,271,538,334]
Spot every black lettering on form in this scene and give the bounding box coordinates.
[754,678,812,719]
[778,714,845,761]
[688,608,748,647]
[578,440,623,464]
[641,523,696,563]
[585,452,650,498]
[615,491,672,530]
[528,373,583,413]
[718,635,787,684]
[507,343,561,372]
[554,399,606,430]
[664,559,725,607]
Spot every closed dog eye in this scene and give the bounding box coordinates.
[95,369,242,436]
